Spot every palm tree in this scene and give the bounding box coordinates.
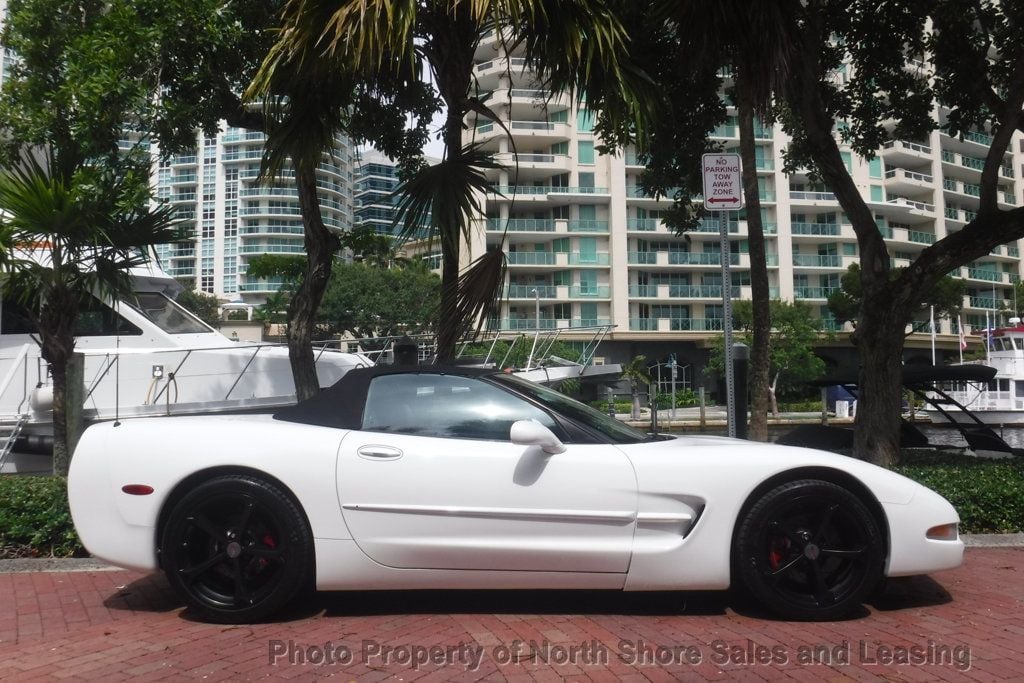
[620,355,652,420]
[655,1,798,440]
[0,155,181,473]
[253,0,653,362]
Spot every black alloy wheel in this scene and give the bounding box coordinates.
[735,479,885,621]
[160,475,312,623]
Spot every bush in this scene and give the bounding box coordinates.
[0,476,82,558]
[894,451,1024,533]
[777,400,825,412]
[655,389,699,410]
[589,399,634,414]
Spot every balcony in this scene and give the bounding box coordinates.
[627,218,661,232]
[569,285,611,298]
[628,251,658,265]
[668,252,740,266]
[491,319,558,331]
[966,268,1002,282]
[239,244,305,255]
[487,218,556,232]
[791,222,842,236]
[506,285,557,298]
[790,190,838,202]
[629,318,725,332]
[669,285,740,298]
[568,252,610,265]
[908,229,936,244]
[506,252,557,266]
[489,185,609,196]
[794,286,839,300]
[567,220,609,233]
[792,254,842,268]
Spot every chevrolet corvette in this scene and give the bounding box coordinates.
[68,366,963,623]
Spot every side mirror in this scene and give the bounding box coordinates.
[510,420,566,455]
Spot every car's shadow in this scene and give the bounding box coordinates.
[102,574,951,624]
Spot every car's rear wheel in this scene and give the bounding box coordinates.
[160,475,312,623]
[735,479,885,620]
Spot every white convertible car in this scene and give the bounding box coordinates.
[69,366,963,623]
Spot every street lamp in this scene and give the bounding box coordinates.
[530,288,540,328]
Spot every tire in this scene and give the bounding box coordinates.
[160,475,313,623]
[734,479,885,621]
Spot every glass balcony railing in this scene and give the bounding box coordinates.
[569,285,611,298]
[791,222,842,236]
[568,252,610,265]
[794,286,839,299]
[567,220,609,233]
[505,285,557,298]
[505,252,557,265]
[627,218,660,231]
[792,254,842,267]
[486,218,556,232]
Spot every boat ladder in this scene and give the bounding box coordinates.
[0,413,29,472]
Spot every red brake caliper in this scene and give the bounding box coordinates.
[259,534,277,568]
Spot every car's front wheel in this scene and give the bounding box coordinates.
[160,475,312,623]
[735,479,885,620]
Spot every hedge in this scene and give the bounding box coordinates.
[0,476,82,558]
[894,451,1024,534]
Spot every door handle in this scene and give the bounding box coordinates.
[357,445,403,460]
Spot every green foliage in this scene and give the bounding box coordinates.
[317,261,440,339]
[0,476,82,557]
[827,263,965,330]
[245,254,307,283]
[708,300,827,395]
[175,285,221,329]
[655,389,700,410]
[620,355,652,389]
[894,452,1024,534]
[589,399,634,414]
[777,400,825,412]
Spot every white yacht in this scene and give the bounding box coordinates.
[927,323,1024,425]
[0,263,372,471]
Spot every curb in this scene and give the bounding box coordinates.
[2,534,1022,573]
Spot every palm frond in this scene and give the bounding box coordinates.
[441,246,508,341]
[392,145,503,245]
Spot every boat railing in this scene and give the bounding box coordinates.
[0,344,33,417]
[73,341,371,418]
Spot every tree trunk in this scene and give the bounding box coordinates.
[40,303,76,475]
[631,389,641,420]
[434,106,466,363]
[736,74,772,441]
[852,298,908,467]
[288,163,337,401]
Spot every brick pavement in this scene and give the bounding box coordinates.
[0,548,1021,681]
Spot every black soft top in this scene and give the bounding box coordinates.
[273,365,502,430]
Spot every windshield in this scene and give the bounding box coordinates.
[127,292,212,334]
[491,374,653,444]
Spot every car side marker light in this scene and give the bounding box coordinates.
[121,484,155,495]
[926,523,959,541]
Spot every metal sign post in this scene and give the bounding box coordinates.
[702,153,744,438]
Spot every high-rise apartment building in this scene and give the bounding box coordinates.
[354,148,402,235]
[152,130,355,303]
[465,32,1023,374]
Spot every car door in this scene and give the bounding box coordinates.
[337,372,638,573]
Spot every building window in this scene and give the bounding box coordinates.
[868,157,882,179]
[578,141,595,165]
[576,109,594,133]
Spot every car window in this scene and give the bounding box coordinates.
[362,373,563,441]
[491,373,654,444]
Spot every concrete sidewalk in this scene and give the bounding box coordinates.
[0,547,1021,681]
